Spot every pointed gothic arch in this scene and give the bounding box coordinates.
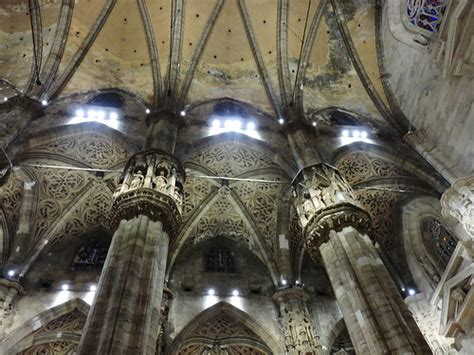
[0,298,89,355]
[170,301,283,354]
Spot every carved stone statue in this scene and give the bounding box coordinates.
[130,170,145,190]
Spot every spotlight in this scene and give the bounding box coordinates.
[207,288,215,296]
[75,109,85,118]
[401,287,406,292]
[212,119,221,128]
[312,122,317,127]
[295,280,300,285]
[408,288,416,296]
[87,110,96,119]
[145,108,150,114]
[246,122,256,131]
[278,118,284,125]
[41,99,48,106]
[224,120,233,129]
[232,289,239,296]
[3,97,8,102]
[352,130,360,138]
[109,111,118,120]
[281,279,287,286]
[7,270,14,277]
[341,130,349,137]
[96,110,106,120]
[360,131,368,138]
[61,284,69,291]
[180,110,186,117]
[89,284,97,292]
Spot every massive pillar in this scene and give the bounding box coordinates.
[273,288,322,354]
[292,163,431,354]
[78,110,184,354]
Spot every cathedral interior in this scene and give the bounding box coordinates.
[0,0,473,354]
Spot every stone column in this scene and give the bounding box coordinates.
[0,96,43,150]
[77,150,185,355]
[292,163,431,354]
[273,288,322,354]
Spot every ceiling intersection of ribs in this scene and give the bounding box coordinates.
[172,140,290,278]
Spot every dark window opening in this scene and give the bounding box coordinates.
[205,247,236,273]
[89,92,125,109]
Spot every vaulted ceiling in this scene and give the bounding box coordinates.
[0,0,397,130]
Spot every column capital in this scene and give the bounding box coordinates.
[111,149,185,237]
[272,287,311,304]
[292,163,371,258]
[441,175,474,238]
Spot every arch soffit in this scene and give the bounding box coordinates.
[170,301,283,355]
[399,195,455,295]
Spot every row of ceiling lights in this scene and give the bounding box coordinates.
[207,288,240,296]
[341,129,369,138]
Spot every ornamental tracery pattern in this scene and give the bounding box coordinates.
[187,142,279,177]
[354,188,402,252]
[21,341,78,355]
[232,175,285,251]
[335,152,414,185]
[182,172,214,221]
[0,172,23,234]
[184,195,264,262]
[30,132,129,168]
[18,308,85,355]
[31,166,93,247]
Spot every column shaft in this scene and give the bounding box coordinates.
[77,215,169,355]
[320,227,431,354]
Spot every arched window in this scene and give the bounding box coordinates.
[421,217,458,271]
[73,241,109,270]
[205,247,236,273]
[406,0,449,33]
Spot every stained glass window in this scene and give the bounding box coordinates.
[406,0,449,33]
[422,218,457,271]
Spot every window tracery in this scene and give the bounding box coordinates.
[406,0,449,33]
[422,217,458,271]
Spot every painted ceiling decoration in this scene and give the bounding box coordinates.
[0,0,408,132]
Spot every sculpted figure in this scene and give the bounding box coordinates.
[154,171,168,192]
[130,170,144,190]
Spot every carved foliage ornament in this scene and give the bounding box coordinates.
[111,149,185,236]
